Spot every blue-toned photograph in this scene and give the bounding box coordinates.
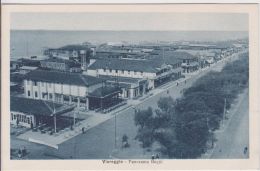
[10,12,249,160]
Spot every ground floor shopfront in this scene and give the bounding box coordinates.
[154,70,182,88]
[182,65,199,73]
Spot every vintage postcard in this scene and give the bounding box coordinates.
[1,3,259,171]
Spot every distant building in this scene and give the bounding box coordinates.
[10,60,21,71]
[172,52,199,73]
[44,44,92,65]
[24,70,122,112]
[40,58,82,73]
[17,58,41,67]
[19,66,38,75]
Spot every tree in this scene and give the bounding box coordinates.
[135,127,154,148]
[134,107,154,148]
[134,107,153,129]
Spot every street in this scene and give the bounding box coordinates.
[44,52,244,159]
[13,51,248,159]
[210,88,249,159]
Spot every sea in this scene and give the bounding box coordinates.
[10,30,248,59]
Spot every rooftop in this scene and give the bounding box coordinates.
[19,66,38,70]
[58,44,90,51]
[26,70,103,87]
[11,96,75,116]
[88,58,159,73]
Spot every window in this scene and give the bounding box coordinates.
[128,70,130,74]
[27,91,31,97]
[49,93,53,100]
[35,92,38,98]
[109,69,112,73]
[11,113,13,120]
[33,81,37,86]
[115,70,118,73]
[103,68,106,72]
[121,70,124,74]
[42,93,45,99]
[14,114,16,120]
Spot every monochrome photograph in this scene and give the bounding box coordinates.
[1,3,259,171]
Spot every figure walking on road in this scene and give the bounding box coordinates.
[244,146,248,155]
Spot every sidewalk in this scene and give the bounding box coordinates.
[17,103,132,148]
[201,88,249,158]
[16,51,246,149]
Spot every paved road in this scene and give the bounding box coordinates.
[210,89,249,159]
[13,51,246,159]
[45,53,242,159]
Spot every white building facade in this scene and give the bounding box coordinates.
[24,70,104,110]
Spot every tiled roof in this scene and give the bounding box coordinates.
[11,96,75,116]
[25,70,103,87]
[88,58,158,73]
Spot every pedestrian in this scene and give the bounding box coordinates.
[244,147,248,155]
[82,127,85,134]
[21,146,27,157]
[30,121,33,129]
[18,149,22,158]
[16,118,19,126]
[151,154,155,160]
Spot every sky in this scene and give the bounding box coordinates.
[11,12,248,31]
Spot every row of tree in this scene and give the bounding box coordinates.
[134,52,249,158]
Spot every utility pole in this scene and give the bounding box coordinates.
[114,112,117,148]
[54,114,57,133]
[222,98,226,127]
[53,101,57,133]
[26,40,29,57]
[73,110,76,126]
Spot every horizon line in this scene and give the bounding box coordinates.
[11,29,249,32]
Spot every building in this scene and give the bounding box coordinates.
[99,75,148,99]
[17,58,42,67]
[173,52,199,73]
[10,60,21,71]
[11,96,75,129]
[44,44,92,66]
[86,57,182,91]
[40,58,82,73]
[24,70,122,112]
[19,66,38,75]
